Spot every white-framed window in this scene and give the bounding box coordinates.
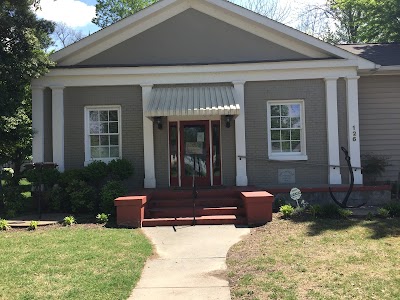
[84,106,122,165]
[267,100,307,160]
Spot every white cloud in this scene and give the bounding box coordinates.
[36,0,96,28]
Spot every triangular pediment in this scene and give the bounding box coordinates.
[51,0,376,70]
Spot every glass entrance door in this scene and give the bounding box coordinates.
[180,121,210,187]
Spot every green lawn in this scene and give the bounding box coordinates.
[0,225,152,300]
[228,215,400,300]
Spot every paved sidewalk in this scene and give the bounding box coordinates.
[129,225,250,300]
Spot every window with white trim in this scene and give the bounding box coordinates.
[85,106,121,163]
[267,100,307,160]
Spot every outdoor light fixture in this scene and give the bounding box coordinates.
[225,115,232,128]
[155,117,163,130]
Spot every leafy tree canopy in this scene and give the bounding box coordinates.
[300,0,400,43]
[0,0,54,168]
[92,0,158,28]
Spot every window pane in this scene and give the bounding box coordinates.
[99,147,110,158]
[281,105,289,116]
[289,104,301,117]
[271,117,280,128]
[282,141,291,152]
[109,110,118,121]
[110,146,119,157]
[90,123,99,134]
[281,130,290,140]
[291,141,301,152]
[109,122,118,133]
[271,130,280,141]
[271,142,281,152]
[100,111,108,121]
[100,123,109,133]
[291,129,300,140]
[89,111,99,122]
[291,117,301,128]
[91,147,100,158]
[90,135,99,146]
[100,135,109,145]
[110,135,119,145]
[271,105,280,116]
[281,117,290,128]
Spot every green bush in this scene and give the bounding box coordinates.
[48,185,70,212]
[377,208,390,218]
[66,180,96,213]
[318,204,352,219]
[63,215,75,226]
[25,168,60,187]
[0,219,11,231]
[96,213,109,224]
[383,202,400,217]
[84,161,109,183]
[1,185,26,217]
[59,169,87,187]
[108,159,134,181]
[100,180,127,214]
[361,153,390,185]
[309,204,321,218]
[28,220,38,231]
[280,205,295,219]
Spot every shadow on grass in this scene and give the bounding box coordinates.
[289,215,400,239]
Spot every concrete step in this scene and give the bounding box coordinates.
[147,206,245,218]
[147,197,242,208]
[142,215,247,227]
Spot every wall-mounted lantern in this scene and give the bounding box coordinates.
[225,115,232,128]
[154,116,163,130]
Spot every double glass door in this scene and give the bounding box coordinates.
[169,120,221,187]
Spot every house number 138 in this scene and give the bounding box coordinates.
[352,126,357,141]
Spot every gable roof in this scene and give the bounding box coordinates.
[337,43,400,66]
[50,0,376,70]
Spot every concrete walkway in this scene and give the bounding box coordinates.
[129,225,250,300]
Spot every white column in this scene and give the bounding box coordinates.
[233,81,248,186]
[324,77,342,184]
[345,76,363,184]
[141,84,156,188]
[51,86,65,172]
[32,85,45,162]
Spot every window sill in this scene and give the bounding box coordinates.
[268,154,308,161]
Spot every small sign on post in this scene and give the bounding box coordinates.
[290,187,302,207]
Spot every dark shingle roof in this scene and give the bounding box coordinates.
[337,43,400,66]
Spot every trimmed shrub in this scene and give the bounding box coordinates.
[48,185,70,212]
[280,205,295,219]
[28,220,38,231]
[84,161,109,183]
[108,159,134,181]
[66,180,96,213]
[383,202,400,217]
[63,215,75,226]
[25,168,60,187]
[100,181,127,214]
[59,169,87,187]
[377,208,390,219]
[0,219,11,231]
[96,213,109,224]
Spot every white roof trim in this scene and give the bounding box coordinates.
[50,0,377,70]
[145,85,240,117]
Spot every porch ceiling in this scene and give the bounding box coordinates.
[145,85,240,117]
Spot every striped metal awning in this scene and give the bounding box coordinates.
[145,85,240,117]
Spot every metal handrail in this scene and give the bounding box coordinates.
[237,155,363,170]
